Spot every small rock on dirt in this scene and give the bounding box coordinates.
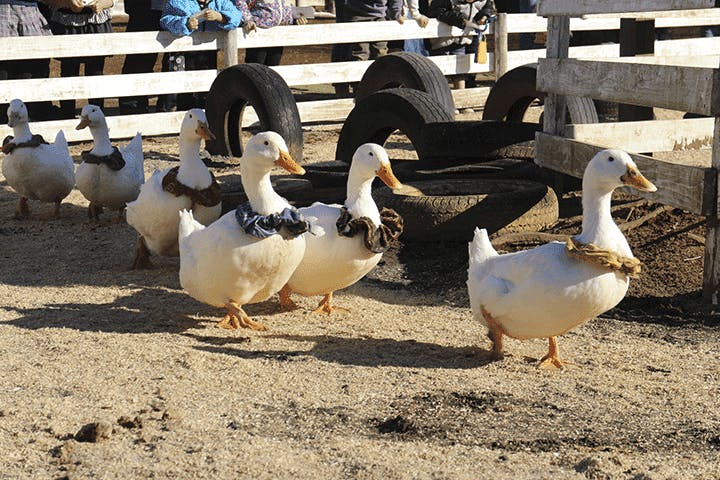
[375,415,416,434]
[117,415,144,429]
[74,421,113,443]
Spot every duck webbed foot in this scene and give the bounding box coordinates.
[131,236,153,270]
[220,301,268,331]
[538,336,576,369]
[88,202,103,221]
[313,292,350,315]
[113,208,125,224]
[14,197,30,219]
[278,284,299,312]
[52,201,62,218]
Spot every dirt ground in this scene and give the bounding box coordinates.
[1,111,720,479]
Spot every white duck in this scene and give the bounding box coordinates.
[1,99,75,219]
[126,109,221,269]
[75,104,144,222]
[280,143,403,314]
[178,131,307,331]
[467,149,657,368]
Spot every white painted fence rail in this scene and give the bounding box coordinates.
[2,10,720,142]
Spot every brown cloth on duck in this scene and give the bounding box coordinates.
[565,236,642,278]
[81,147,125,171]
[2,134,48,154]
[161,166,222,208]
[336,207,404,254]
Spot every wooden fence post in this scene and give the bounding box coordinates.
[223,29,239,68]
[493,12,508,80]
[542,15,569,136]
[702,116,720,303]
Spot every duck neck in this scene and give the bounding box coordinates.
[89,122,114,156]
[345,166,380,224]
[11,122,33,144]
[177,136,211,189]
[240,163,289,216]
[576,184,631,256]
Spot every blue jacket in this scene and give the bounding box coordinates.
[161,0,243,36]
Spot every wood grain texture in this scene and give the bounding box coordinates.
[567,118,715,153]
[537,58,720,115]
[535,133,715,215]
[537,0,715,17]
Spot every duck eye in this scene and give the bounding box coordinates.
[608,156,615,162]
[369,152,374,157]
[189,114,193,119]
[264,141,269,146]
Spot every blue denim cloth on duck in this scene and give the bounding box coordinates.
[234,202,309,238]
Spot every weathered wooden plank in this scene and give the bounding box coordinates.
[0,88,488,142]
[586,54,720,68]
[655,37,720,57]
[542,16,570,136]
[0,55,488,103]
[506,43,619,71]
[537,58,720,115]
[0,20,482,61]
[567,118,715,153]
[535,133,715,215]
[702,115,720,301]
[507,8,720,32]
[537,0,716,17]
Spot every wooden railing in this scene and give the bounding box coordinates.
[2,9,720,143]
[534,0,720,301]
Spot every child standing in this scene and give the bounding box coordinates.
[0,0,55,122]
[235,0,307,67]
[427,0,495,87]
[45,0,115,119]
[160,0,242,110]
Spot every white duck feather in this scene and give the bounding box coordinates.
[467,149,657,368]
[178,131,307,331]
[284,143,402,314]
[75,104,144,218]
[1,99,75,218]
[126,109,221,265]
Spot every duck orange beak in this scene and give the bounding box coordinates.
[76,115,90,130]
[621,166,657,192]
[377,163,403,189]
[195,120,216,141]
[274,150,305,175]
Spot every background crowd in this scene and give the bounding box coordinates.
[1,0,502,122]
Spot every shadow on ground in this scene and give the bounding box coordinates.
[188,332,493,369]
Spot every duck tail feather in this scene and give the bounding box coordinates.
[468,227,497,268]
[178,209,203,241]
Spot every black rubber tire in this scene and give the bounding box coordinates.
[482,63,598,124]
[354,52,455,116]
[415,121,539,168]
[373,178,559,242]
[204,64,303,162]
[336,88,454,163]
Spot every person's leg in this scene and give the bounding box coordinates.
[120,4,162,113]
[85,55,106,109]
[244,48,267,64]
[264,46,284,67]
[59,58,81,118]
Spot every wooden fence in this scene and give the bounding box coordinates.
[535,0,720,301]
[2,9,720,144]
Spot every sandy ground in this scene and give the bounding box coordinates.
[1,117,719,479]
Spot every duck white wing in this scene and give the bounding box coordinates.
[120,132,145,185]
[470,241,628,339]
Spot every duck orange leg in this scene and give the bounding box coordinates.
[481,306,504,360]
[220,301,268,331]
[313,292,350,315]
[14,197,30,219]
[88,202,103,220]
[278,284,298,311]
[131,236,153,270]
[538,336,575,369]
[52,201,62,218]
